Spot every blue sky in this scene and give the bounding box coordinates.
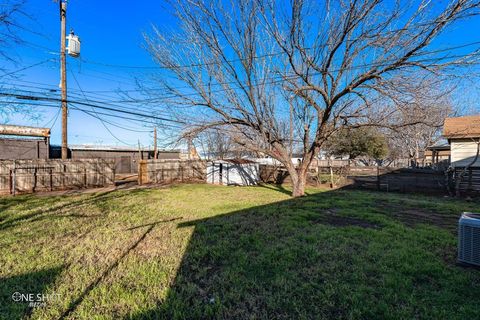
[1,0,176,148]
[1,1,480,148]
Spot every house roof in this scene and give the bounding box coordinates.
[443,115,480,139]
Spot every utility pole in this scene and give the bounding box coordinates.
[60,0,68,159]
[153,127,158,160]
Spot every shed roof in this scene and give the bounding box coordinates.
[443,115,480,139]
[426,139,450,151]
[0,124,50,137]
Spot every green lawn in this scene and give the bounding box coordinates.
[1,184,479,319]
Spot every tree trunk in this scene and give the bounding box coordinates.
[292,170,307,197]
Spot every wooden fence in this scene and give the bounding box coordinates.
[347,167,447,194]
[259,165,448,195]
[0,159,115,195]
[453,167,480,194]
[138,159,206,185]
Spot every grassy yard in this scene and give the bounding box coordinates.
[1,184,480,319]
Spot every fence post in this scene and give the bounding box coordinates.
[84,167,87,188]
[62,164,66,190]
[376,166,380,191]
[468,167,473,192]
[49,168,53,191]
[12,161,16,196]
[9,169,12,195]
[138,161,143,185]
[33,168,37,193]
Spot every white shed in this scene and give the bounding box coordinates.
[207,159,259,186]
[444,116,480,168]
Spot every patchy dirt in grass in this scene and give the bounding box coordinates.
[314,209,382,229]
[375,201,459,233]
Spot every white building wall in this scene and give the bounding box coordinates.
[206,162,259,185]
[451,139,480,167]
[206,162,218,184]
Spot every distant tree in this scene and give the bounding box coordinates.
[196,129,259,160]
[146,0,480,197]
[383,79,453,167]
[326,127,388,162]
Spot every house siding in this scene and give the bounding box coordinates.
[451,139,480,167]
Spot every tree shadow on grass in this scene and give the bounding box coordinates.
[128,189,480,319]
[58,217,183,320]
[0,265,64,320]
[257,183,292,196]
[0,188,149,232]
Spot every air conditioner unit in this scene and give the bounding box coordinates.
[458,212,480,266]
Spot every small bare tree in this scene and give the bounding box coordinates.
[0,0,28,63]
[146,0,480,196]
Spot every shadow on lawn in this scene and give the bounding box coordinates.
[0,265,64,319]
[58,217,183,320]
[128,188,479,319]
[0,188,149,232]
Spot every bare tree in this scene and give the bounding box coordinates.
[195,129,260,160]
[146,0,480,197]
[0,0,28,63]
[383,78,453,167]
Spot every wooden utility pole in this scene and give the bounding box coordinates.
[153,127,158,159]
[60,0,68,159]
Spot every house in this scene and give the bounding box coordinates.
[67,145,181,174]
[443,115,480,168]
[0,124,50,159]
[424,139,450,169]
[207,159,259,186]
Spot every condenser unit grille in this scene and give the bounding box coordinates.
[458,213,480,266]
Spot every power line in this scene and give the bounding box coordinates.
[71,70,146,146]
[1,85,180,120]
[0,91,187,124]
[0,79,138,102]
[42,108,61,129]
[0,59,56,78]
[0,99,183,130]
[3,38,478,100]
[78,20,480,70]
[13,19,462,72]
[1,42,478,116]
